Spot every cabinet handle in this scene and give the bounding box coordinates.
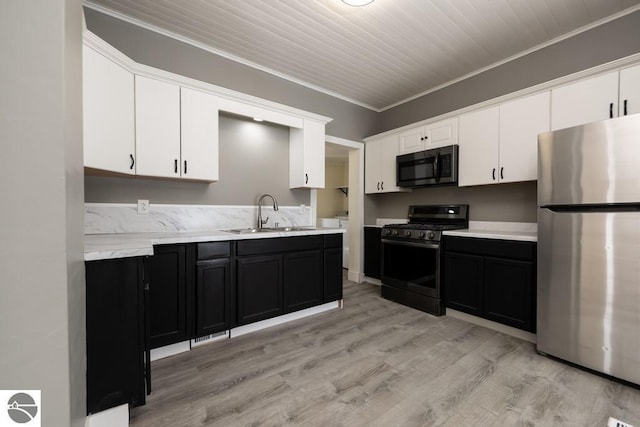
[492,168,496,180]
[305,173,309,184]
[609,102,614,119]
[129,154,135,170]
[184,160,187,175]
[377,182,380,191]
[500,167,504,180]
[381,181,384,191]
[624,99,628,116]
[174,159,178,174]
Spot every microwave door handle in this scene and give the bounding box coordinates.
[434,153,441,183]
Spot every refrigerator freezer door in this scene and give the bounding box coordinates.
[537,208,640,385]
[538,114,640,207]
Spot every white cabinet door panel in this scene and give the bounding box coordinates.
[181,87,219,182]
[499,91,550,183]
[365,140,381,194]
[551,71,618,131]
[135,75,181,178]
[426,117,458,149]
[83,45,135,174]
[398,127,424,154]
[379,136,401,193]
[459,106,500,187]
[619,64,640,116]
[290,119,325,188]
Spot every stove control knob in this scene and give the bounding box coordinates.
[391,229,398,236]
[382,229,390,236]
[418,231,426,238]
[404,231,412,237]
[427,231,435,239]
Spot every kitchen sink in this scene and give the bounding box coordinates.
[223,226,315,234]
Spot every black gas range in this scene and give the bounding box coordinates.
[380,205,469,316]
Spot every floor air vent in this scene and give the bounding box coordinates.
[608,417,635,427]
[191,331,228,348]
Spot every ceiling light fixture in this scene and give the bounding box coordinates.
[342,0,374,6]
[253,117,264,122]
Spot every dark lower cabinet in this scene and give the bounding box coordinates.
[148,244,192,349]
[195,242,233,336]
[444,236,536,332]
[196,259,232,336]
[483,257,533,330]
[237,255,283,325]
[284,250,323,312]
[444,252,484,316]
[324,234,343,302]
[364,226,381,279]
[86,257,146,415]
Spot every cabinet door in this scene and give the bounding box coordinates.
[499,91,550,183]
[289,119,325,188]
[619,64,640,116]
[397,126,425,154]
[237,255,283,325]
[284,250,323,312]
[181,87,219,182]
[196,259,231,336]
[425,117,458,149]
[365,140,382,194]
[148,245,189,348]
[551,71,618,131]
[324,248,343,302]
[83,45,135,175]
[364,226,381,279]
[86,258,145,414]
[379,135,402,193]
[458,106,500,187]
[135,75,181,178]
[483,257,534,332]
[444,252,484,316]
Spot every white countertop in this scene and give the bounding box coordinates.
[85,227,346,261]
[444,221,537,242]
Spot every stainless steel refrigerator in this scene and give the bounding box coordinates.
[537,114,640,386]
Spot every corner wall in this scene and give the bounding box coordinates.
[0,1,86,426]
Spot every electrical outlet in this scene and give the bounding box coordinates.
[137,199,150,214]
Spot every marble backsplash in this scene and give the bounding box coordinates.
[85,203,313,234]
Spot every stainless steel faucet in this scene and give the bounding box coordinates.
[257,194,279,229]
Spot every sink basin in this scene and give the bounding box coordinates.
[223,226,315,234]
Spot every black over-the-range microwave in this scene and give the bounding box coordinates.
[396,144,459,188]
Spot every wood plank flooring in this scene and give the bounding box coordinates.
[130,277,640,426]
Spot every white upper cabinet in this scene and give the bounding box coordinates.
[499,92,550,183]
[551,71,618,131]
[290,119,325,188]
[365,136,405,194]
[459,93,550,186]
[83,44,135,174]
[398,118,458,155]
[180,87,219,182]
[458,106,500,187]
[135,75,181,178]
[619,63,640,116]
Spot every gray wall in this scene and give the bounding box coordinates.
[378,10,640,132]
[86,114,309,206]
[365,182,537,225]
[83,7,379,142]
[0,1,85,426]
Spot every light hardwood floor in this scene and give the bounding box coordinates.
[131,277,640,427]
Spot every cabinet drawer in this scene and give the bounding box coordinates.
[324,233,343,249]
[197,241,231,260]
[237,236,322,256]
[444,236,535,261]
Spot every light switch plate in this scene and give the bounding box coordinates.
[137,199,150,214]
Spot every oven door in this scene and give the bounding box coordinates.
[381,239,440,298]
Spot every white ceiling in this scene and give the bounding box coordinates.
[85,0,640,111]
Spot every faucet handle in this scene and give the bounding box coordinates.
[261,217,269,225]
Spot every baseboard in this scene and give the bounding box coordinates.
[446,308,536,344]
[347,270,364,283]
[85,403,128,427]
[150,341,190,362]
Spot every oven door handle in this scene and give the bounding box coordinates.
[382,239,440,250]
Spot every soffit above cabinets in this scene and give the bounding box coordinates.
[85,0,640,111]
